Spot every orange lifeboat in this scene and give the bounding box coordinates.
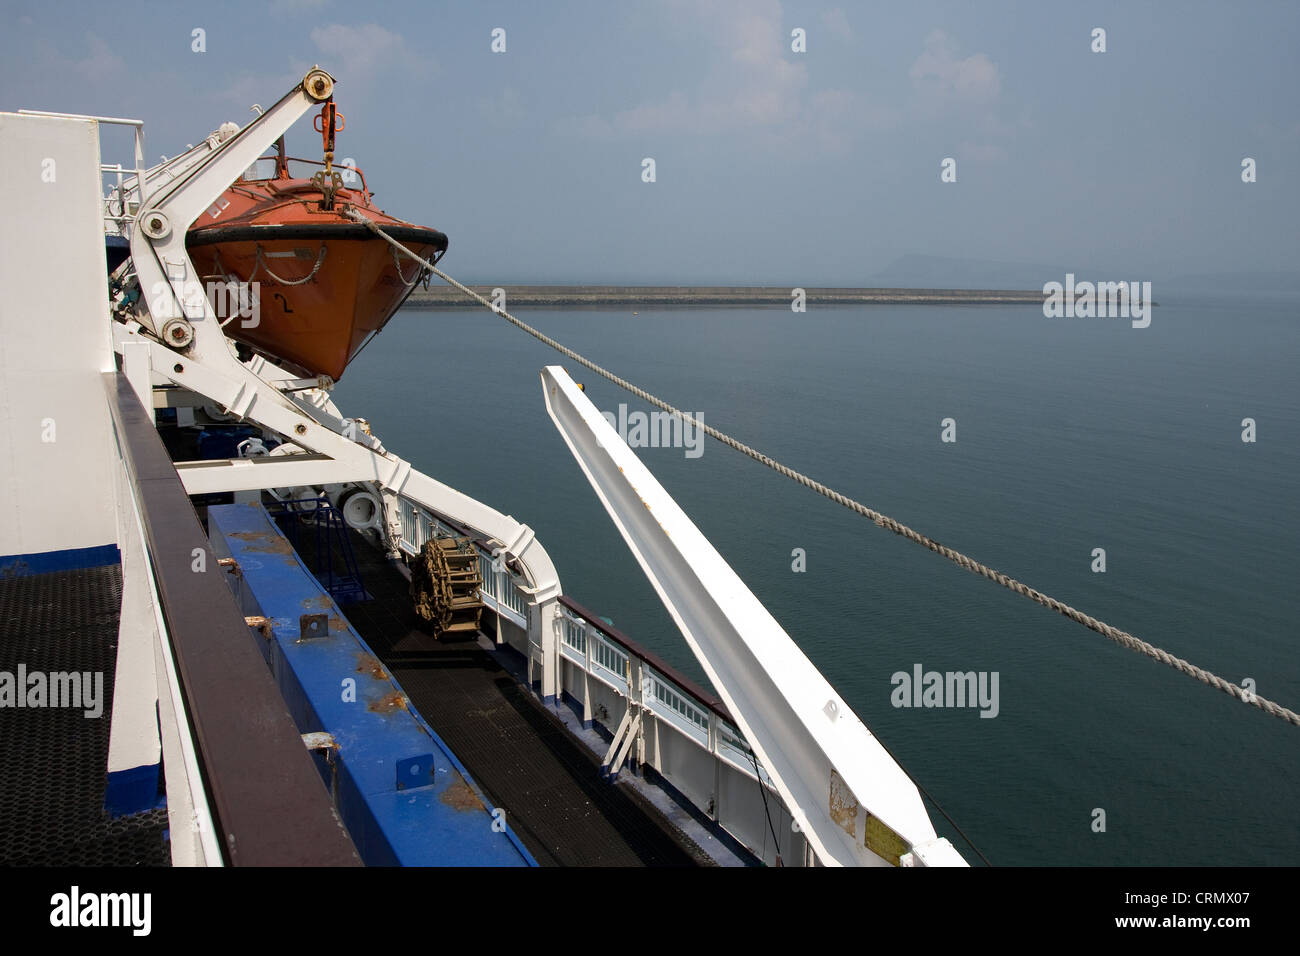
[187,102,446,381]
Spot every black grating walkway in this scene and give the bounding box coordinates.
[0,565,169,866]
[337,536,710,866]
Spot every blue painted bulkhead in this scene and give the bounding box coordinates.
[0,542,120,578]
[206,503,534,866]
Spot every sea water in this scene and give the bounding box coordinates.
[335,293,1299,866]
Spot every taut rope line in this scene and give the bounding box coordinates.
[346,208,1300,728]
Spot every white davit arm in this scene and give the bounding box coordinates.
[541,366,967,867]
[129,66,335,340]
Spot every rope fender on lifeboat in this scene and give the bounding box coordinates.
[248,242,327,286]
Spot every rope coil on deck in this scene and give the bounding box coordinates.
[345,208,1300,729]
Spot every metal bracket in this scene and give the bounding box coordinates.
[395,754,434,791]
[601,705,643,780]
[299,613,329,640]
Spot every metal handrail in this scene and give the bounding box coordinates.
[556,596,773,787]
[243,153,370,194]
[394,494,775,789]
[103,371,360,866]
[19,110,149,225]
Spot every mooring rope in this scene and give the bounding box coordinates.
[346,208,1300,728]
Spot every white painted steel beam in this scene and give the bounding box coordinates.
[111,331,565,704]
[128,69,335,341]
[541,365,966,867]
[113,329,562,601]
[174,454,373,495]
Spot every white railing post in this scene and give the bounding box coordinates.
[580,619,593,725]
[536,595,559,704]
[553,601,566,703]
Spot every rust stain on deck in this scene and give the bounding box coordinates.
[229,531,294,555]
[369,691,408,714]
[439,779,485,813]
[356,654,388,680]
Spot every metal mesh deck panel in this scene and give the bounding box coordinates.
[0,565,170,866]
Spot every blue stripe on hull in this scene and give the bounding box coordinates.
[0,543,120,577]
[105,763,161,818]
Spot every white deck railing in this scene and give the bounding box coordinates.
[392,492,801,865]
[557,602,775,790]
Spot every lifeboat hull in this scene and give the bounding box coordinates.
[186,177,447,382]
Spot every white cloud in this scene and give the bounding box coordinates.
[74,33,126,81]
[214,69,305,114]
[558,0,881,149]
[819,8,854,42]
[910,30,1000,105]
[208,22,418,113]
[309,23,412,81]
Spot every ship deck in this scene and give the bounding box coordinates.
[0,409,738,867]
[334,532,716,866]
[0,564,170,866]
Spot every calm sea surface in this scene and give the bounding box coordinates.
[335,294,1299,866]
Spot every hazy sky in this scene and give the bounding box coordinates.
[2,0,1297,284]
